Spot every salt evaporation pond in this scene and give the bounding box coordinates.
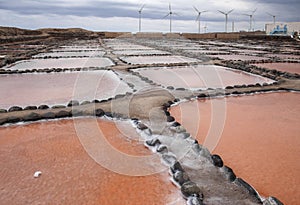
[52,46,102,52]
[136,65,273,89]
[120,56,199,65]
[254,63,300,74]
[170,92,300,205]
[209,54,269,61]
[113,50,170,56]
[0,71,131,109]
[0,118,184,204]
[33,51,106,58]
[4,58,114,70]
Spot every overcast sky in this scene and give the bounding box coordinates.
[0,0,299,33]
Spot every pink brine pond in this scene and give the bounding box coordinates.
[170,92,300,205]
[3,57,114,70]
[0,71,132,109]
[136,65,274,89]
[253,63,300,75]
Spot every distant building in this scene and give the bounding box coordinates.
[265,22,300,36]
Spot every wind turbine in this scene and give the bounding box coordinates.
[266,12,276,25]
[242,8,257,31]
[218,9,234,32]
[193,6,208,34]
[163,3,178,33]
[203,23,208,33]
[138,4,145,32]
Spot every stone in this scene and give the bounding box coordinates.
[167,116,175,122]
[167,86,174,90]
[41,112,56,119]
[173,171,190,186]
[55,110,71,118]
[137,123,148,130]
[7,116,22,123]
[156,145,168,153]
[95,108,105,117]
[181,181,202,198]
[235,178,261,203]
[67,100,79,107]
[211,154,224,167]
[23,112,42,121]
[8,106,23,112]
[38,105,49,110]
[192,144,202,153]
[24,106,38,110]
[180,132,191,139]
[171,161,184,174]
[81,101,90,105]
[164,110,171,116]
[172,122,181,127]
[0,118,8,125]
[222,166,236,182]
[72,110,83,117]
[263,196,284,205]
[187,195,204,205]
[0,109,7,113]
[92,99,100,103]
[197,94,207,98]
[145,138,161,147]
[52,105,66,109]
[161,153,176,165]
[114,94,125,99]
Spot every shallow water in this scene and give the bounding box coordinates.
[137,65,273,89]
[170,92,300,204]
[120,56,200,65]
[254,62,300,74]
[113,50,170,56]
[34,51,106,58]
[4,57,114,70]
[209,54,269,61]
[0,118,184,204]
[0,71,132,109]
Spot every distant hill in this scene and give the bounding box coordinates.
[0,26,100,43]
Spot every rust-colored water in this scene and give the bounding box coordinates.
[254,63,300,75]
[0,119,184,205]
[170,92,300,204]
[0,71,131,109]
[209,54,269,61]
[137,65,273,89]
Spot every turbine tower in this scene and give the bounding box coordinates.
[267,12,276,25]
[138,4,145,32]
[193,6,208,34]
[163,3,178,33]
[218,9,234,32]
[243,8,257,31]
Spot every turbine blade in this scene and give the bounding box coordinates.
[195,14,200,21]
[227,9,234,14]
[169,3,171,12]
[266,12,273,17]
[173,12,180,16]
[202,10,208,13]
[163,13,170,18]
[139,4,145,12]
[252,8,257,14]
[193,6,200,13]
[218,10,226,15]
